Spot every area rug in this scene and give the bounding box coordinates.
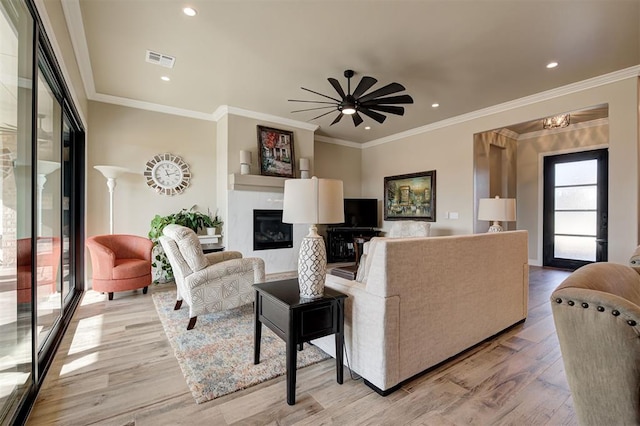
[152,290,330,404]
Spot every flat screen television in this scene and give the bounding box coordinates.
[337,198,378,228]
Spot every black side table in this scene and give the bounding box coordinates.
[253,278,347,405]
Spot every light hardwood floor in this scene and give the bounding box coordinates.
[27,267,577,425]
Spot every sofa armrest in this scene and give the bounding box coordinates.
[629,246,640,273]
[204,251,242,265]
[312,274,401,391]
[86,239,116,279]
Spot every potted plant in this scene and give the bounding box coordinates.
[205,208,223,235]
[148,206,217,282]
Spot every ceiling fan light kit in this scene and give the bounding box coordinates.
[289,69,413,127]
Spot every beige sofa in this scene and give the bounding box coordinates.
[313,230,529,394]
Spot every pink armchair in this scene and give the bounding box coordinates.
[17,237,61,303]
[86,234,153,300]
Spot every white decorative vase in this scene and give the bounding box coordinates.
[297,234,326,299]
[206,227,217,236]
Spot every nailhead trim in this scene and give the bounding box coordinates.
[555,299,638,325]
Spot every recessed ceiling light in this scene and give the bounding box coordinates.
[161,76,170,81]
[183,7,197,16]
[546,61,558,69]
[365,126,371,130]
[432,103,439,108]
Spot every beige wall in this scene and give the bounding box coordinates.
[361,78,638,263]
[517,122,608,265]
[314,141,362,197]
[87,102,217,238]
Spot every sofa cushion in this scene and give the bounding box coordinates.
[113,258,150,279]
[163,224,208,272]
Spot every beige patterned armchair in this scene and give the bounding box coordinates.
[159,224,265,330]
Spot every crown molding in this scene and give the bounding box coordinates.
[92,93,215,121]
[61,0,95,99]
[494,128,521,140]
[213,106,318,131]
[35,0,87,125]
[362,65,640,149]
[314,135,361,149]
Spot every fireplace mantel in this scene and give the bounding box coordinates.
[228,173,288,192]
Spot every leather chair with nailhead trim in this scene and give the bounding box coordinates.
[551,262,640,425]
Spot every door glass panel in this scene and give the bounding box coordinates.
[555,186,597,210]
[0,0,34,420]
[555,236,596,261]
[35,70,62,351]
[553,159,598,262]
[62,116,72,302]
[555,160,597,185]
[554,211,597,235]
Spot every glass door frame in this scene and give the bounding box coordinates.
[543,148,608,270]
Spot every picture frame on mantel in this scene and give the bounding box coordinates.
[384,170,436,221]
[257,125,295,178]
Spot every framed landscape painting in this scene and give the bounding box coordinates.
[257,125,295,178]
[384,170,436,221]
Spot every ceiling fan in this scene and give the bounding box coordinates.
[289,69,414,127]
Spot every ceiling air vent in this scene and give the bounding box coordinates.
[145,50,175,68]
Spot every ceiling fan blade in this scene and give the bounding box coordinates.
[352,112,364,127]
[365,105,405,115]
[288,99,338,105]
[352,76,377,98]
[330,112,343,125]
[358,82,406,103]
[309,109,339,121]
[361,94,414,105]
[358,107,387,124]
[291,106,338,113]
[301,87,341,102]
[328,78,346,99]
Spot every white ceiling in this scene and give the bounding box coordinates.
[62,0,640,144]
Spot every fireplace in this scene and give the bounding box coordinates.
[253,209,293,251]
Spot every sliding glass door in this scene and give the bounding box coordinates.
[0,0,85,422]
[0,0,34,421]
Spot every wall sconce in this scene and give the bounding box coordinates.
[240,150,251,175]
[299,158,310,179]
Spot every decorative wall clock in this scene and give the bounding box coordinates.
[144,153,191,196]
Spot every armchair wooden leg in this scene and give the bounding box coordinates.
[143,286,148,294]
[108,292,114,301]
[187,316,197,330]
[174,300,183,310]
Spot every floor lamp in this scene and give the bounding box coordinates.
[94,165,129,234]
[37,160,61,235]
[282,177,344,299]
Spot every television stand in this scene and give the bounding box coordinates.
[326,228,380,263]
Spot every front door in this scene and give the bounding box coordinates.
[543,149,608,270]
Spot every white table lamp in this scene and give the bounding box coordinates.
[283,177,344,298]
[299,158,310,179]
[94,165,129,234]
[478,196,516,232]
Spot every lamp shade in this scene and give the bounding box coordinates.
[283,177,344,225]
[94,165,129,179]
[239,150,252,165]
[478,196,516,222]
